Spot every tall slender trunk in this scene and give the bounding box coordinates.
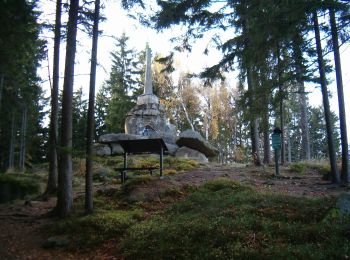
[299,86,310,160]
[57,0,79,218]
[330,7,349,183]
[313,11,340,184]
[46,0,62,196]
[0,73,4,109]
[179,96,195,131]
[292,33,311,161]
[8,112,15,171]
[19,106,27,172]
[287,124,292,163]
[247,68,261,166]
[276,44,285,165]
[262,92,270,164]
[85,0,100,215]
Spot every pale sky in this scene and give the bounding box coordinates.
[37,1,350,138]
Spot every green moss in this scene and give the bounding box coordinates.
[289,163,307,175]
[0,174,41,202]
[120,179,349,259]
[289,160,331,176]
[52,208,143,249]
[119,176,153,196]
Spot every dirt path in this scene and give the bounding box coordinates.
[0,164,348,259]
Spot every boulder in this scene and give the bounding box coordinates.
[165,143,179,156]
[175,146,208,162]
[176,129,219,157]
[336,193,350,216]
[99,133,146,143]
[110,143,124,155]
[92,143,111,156]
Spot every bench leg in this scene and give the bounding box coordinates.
[120,171,124,183]
[121,170,127,183]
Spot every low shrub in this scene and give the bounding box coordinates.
[119,179,348,259]
[51,208,143,249]
[0,174,41,203]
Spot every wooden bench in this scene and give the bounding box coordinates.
[114,167,159,183]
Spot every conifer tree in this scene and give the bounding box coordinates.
[105,33,143,132]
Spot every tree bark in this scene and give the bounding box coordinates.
[313,11,340,184]
[46,0,62,195]
[262,92,270,164]
[85,0,100,215]
[276,45,285,165]
[330,7,349,183]
[247,68,261,166]
[57,0,79,218]
[19,106,27,172]
[299,86,310,160]
[287,124,292,163]
[0,73,4,109]
[292,33,311,161]
[8,112,15,171]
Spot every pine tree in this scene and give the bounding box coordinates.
[0,0,46,171]
[105,33,143,133]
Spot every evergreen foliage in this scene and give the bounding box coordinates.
[0,0,46,171]
[105,33,144,133]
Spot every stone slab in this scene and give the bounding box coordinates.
[176,129,219,157]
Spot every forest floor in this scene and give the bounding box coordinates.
[0,163,349,259]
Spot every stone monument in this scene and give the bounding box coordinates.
[96,45,218,161]
[124,46,177,144]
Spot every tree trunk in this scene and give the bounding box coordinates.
[247,68,261,166]
[8,112,15,171]
[46,0,62,195]
[292,33,311,161]
[276,45,285,165]
[19,106,27,172]
[313,11,340,184]
[262,94,270,164]
[57,0,79,218]
[287,124,292,163]
[330,7,349,183]
[299,86,310,160]
[0,73,4,109]
[85,0,100,215]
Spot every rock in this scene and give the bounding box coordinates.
[165,143,179,155]
[99,133,145,143]
[93,167,109,182]
[92,143,111,156]
[110,143,124,155]
[175,146,208,162]
[176,129,219,157]
[336,193,350,216]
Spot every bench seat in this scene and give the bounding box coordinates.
[114,167,159,182]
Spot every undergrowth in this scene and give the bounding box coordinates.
[119,178,350,259]
[48,195,143,249]
[0,173,42,202]
[289,160,331,176]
